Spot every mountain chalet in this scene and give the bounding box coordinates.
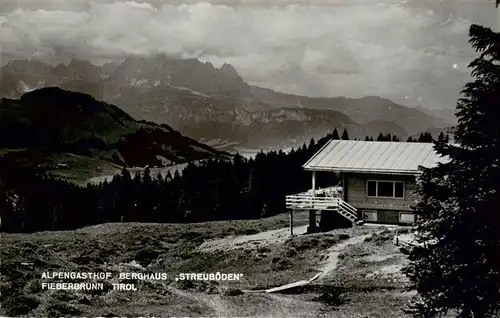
[286,140,448,233]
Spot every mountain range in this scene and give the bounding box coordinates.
[0,55,454,151]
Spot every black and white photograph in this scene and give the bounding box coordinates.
[0,0,499,317]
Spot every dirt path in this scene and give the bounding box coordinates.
[198,225,378,294]
[264,233,373,293]
[196,224,309,253]
[316,234,372,281]
[192,225,387,316]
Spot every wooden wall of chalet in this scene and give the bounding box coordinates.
[345,173,419,212]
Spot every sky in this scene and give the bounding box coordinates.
[0,0,498,109]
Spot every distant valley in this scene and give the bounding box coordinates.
[0,55,454,152]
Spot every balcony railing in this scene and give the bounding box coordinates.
[285,186,358,222]
[286,186,342,208]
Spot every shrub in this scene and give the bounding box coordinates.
[338,234,350,240]
[285,248,298,258]
[256,246,271,254]
[46,301,81,317]
[243,229,259,235]
[134,246,160,266]
[219,286,243,296]
[312,286,346,307]
[3,295,40,316]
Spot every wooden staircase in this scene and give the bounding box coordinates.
[337,200,358,222]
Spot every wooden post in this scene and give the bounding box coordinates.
[307,209,319,234]
[290,209,294,236]
[341,172,346,200]
[312,171,316,196]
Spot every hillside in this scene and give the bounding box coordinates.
[0,212,413,317]
[249,86,448,137]
[0,57,451,150]
[415,106,458,126]
[0,87,229,175]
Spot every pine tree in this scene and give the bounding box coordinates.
[156,172,164,185]
[377,132,385,141]
[341,129,349,140]
[142,166,152,184]
[331,129,340,140]
[364,136,370,141]
[165,171,173,182]
[173,170,181,180]
[407,136,414,142]
[417,132,433,142]
[437,131,450,144]
[418,132,434,143]
[437,132,447,145]
[404,18,500,317]
[121,167,131,182]
[308,138,316,149]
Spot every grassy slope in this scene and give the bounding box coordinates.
[42,153,123,186]
[0,88,230,183]
[0,148,122,185]
[1,212,419,317]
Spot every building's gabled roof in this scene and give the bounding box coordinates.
[303,140,449,175]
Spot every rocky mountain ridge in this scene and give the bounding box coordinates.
[0,56,452,150]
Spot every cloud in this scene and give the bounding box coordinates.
[123,1,157,11]
[0,0,496,109]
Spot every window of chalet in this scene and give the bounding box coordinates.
[363,210,378,221]
[399,212,415,223]
[366,180,405,198]
[367,181,377,196]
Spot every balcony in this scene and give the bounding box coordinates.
[286,186,358,222]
